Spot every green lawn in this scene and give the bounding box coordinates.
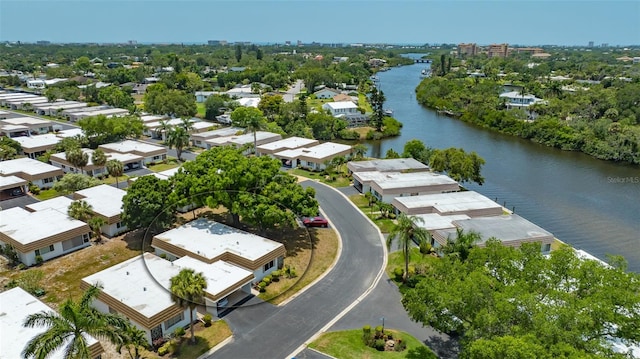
[34,189,61,200]
[290,168,351,188]
[309,329,437,359]
[358,93,373,113]
[148,161,180,172]
[101,175,129,186]
[196,102,206,118]
[386,247,438,281]
[348,194,396,233]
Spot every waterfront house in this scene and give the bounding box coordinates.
[314,88,341,99]
[353,171,460,203]
[348,158,429,176]
[322,101,359,117]
[392,191,504,217]
[256,136,319,158]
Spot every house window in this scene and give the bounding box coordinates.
[43,178,53,184]
[164,312,184,330]
[35,244,55,256]
[116,222,122,229]
[108,307,118,315]
[83,233,90,243]
[263,260,274,272]
[542,243,551,252]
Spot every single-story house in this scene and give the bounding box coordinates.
[204,131,282,153]
[236,97,261,108]
[499,91,546,109]
[74,184,128,237]
[431,214,554,253]
[0,157,64,189]
[5,96,49,110]
[12,134,62,159]
[322,101,359,117]
[99,140,167,165]
[358,171,460,203]
[152,218,286,283]
[314,88,341,99]
[50,149,144,177]
[348,158,429,176]
[256,136,319,157]
[0,123,30,138]
[391,191,504,217]
[190,127,243,149]
[0,117,52,135]
[140,114,167,124]
[25,195,74,213]
[55,128,84,138]
[67,107,130,122]
[195,91,217,103]
[81,253,196,344]
[0,93,37,106]
[411,213,471,232]
[333,93,356,102]
[0,207,91,266]
[34,101,88,116]
[0,287,104,359]
[0,175,28,200]
[272,142,352,171]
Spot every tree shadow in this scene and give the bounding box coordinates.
[424,334,460,359]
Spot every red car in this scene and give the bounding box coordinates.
[303,216,329,228]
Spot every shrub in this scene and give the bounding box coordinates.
[159,253,168,259]
[419,241,432,255]
[408,265,416,277]
[203,313,212,327]
[366,130,383,140]
[338,129,360,140]
[375,325,383,336]
[28,183,40,195]
[263,276,271,285]
[157,346,168,356]
[258,281,267,292]
[173,326,185,337]
[16,263,26,270]
[271,270,281,282]
[393,267,404,281]
[395,338,407,352]
[35,255,43,265]
[374,339,386,351]
[152,337,167,349]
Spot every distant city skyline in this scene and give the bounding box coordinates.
[1,1,639,46]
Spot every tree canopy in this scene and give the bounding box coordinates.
[122,175,176,232]
[78,115,143,147]
[401,242,640,358]
[143,83,197,118]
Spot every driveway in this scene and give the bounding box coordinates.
[283,80,304,103]
[209,180,385,359]
[0,194,39,210]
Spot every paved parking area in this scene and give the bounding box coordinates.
[0,194,38,210]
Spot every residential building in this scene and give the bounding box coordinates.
[204,131,282,153]
[487,43,509,58]
[0,207,91,266]
[347,158,429,176]
[0,157,63,189]
[12,134,61,159]
[99,140,167,165]
[0,116,52,135]
[81,253,196,344]
[25,195,74,213]
[411,213,471,232]
[74,184,128,237]
[332,93,355,102]
[195,91,216,103]
[256,136,319,158]
[236,97,261,108]
[273,142,352,171]
[50,148,144,176]
[392,191,504,217]
[499,91,546,109]
[33,101,87,116]
[190,127,243,148]
[0,287,104,359]
[152,218,286,282]
[5,96,49,110]
[432,214,554,252]
[0,175,28,200]
[322,101,359,117]
[1,123,30,138]
[457,43,478,57]
[67,107,129,122]
[313,88,341,99]
[354,171,460,203]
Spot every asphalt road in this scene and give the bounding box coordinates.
[209,180,385,359]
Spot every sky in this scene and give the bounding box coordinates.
[1,1,639,46]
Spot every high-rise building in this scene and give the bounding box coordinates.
[457,43,478,57]
[487,43,509,58]
[588,41,594,47]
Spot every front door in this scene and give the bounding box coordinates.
[150,324,162,341]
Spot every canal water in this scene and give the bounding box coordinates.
[368,54,640,272]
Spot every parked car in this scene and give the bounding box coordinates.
[303,216,329,228]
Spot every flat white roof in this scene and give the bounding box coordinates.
[144,118,186,129]
[26,196,74,213]
[75,184,126,218]
[99,140,165,155]
[74,108,129,117]
[191,121,213,131]
[56,128,84,138]
[173,256,254,298]
[0,287,101,359]
[257,136,318,152]
[192,127,243,140]
[12,134,61,149]
[437,214,554,244]
[1,124,29,131]
[34,102,87,110]
[393,191,501,213]
[206,131,281,146]
[1,116,51,126]
[140,115,166,123]
[237,97,260,107]
[322,101,358,110]
[275,142,351,160]
[0,157,62,176]
[412,213,471,231]
[5,96,48,104]
[83,253,183,319]
[0,175,27,188]
[154,219,284,262]
[348,158,429,173]
[0,207,88,245]
[371,172,459,190]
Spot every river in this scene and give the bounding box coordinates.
[367,54,640,272]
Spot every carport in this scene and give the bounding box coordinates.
[0,175,28,201]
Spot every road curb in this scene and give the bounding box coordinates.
[285,183,389,359]
[196,333,234,359]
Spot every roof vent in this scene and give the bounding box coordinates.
[236,241,239,245]
[126,271,129,275]
[143,287,146,291]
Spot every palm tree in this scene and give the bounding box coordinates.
[68,200,94,223]
[116,323,149,359]
[66,148,89,175]
[230,107,266,155]
[156,119,172,141]
[387,213,430,282]
[170,268,207,344]
[352,144,368,160]
[22,285,129,359]
[179,117,194,132]
[106,159,124,188]
[441,228,481,261]
[166,126,190,161]
[87,216,106,243]
[91,149,107,168]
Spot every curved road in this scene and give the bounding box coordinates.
[210,180,385,359]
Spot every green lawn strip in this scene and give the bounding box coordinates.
[101,174,129,185]
[148,162,180,172]
[290,168,351,188]
[308,329,436,359]
[347,194,396,233]
[34,189,60,200]
[386,247,438,280]
[358,93,373,113]
[140,320,232,359]
[196,102,206,118]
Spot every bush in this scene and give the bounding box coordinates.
[152,337,167,349]
[395,338,407,352]
[375,325,383,336]
[157,346,168,356]
[271,270,281,282]
[338,129,360,140]
[173,326,185,337]
[258,281,267,292]
[202,313,212,327]
[35,255,43,265]
[393,267,404,281]
[263,276,271,285]
[159,253,168,259]
[28,183,40,195]
[374,339,386,351]
[419,241,432,255]
[16,263,26,270]
[366,130,383,140]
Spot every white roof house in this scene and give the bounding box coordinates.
[0,157,63,188]
[499,91,546,108]
[347,158,429,174]
[357,171,460,203]
[190,127,243,148]
[412,213,471,231]
[273,142,352,171]
[26,196,74,213]
[0,287,104,359]
[152,219,286,281]
[74,184,126,219]
[256,136,319,156]
[204,131,282,151]
[0,117,52,134]
[12,134,61,158]
[236,97,261,108]
[98,140,167,164]
[173,256,254,302]
[56,128,84,138]
[322,101,359,117]
[392,191,504,217]
[50,148,143,177]
[0,207,91,266]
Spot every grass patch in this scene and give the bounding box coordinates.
[196,102,206,118]
[148,159,181,172]
[289,168,351,188]
[101,175,129,185]
[139,320,232,359]
[386,247,438,280]
[34,188,61,200]
[309,329,436,359]
[348,194,397,233]
[307,98,333,111]
[358,93,373,113]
